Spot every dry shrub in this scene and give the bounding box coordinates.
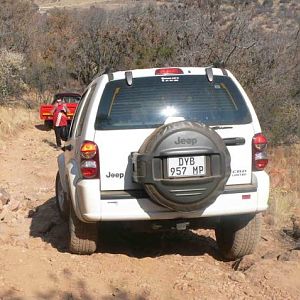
[0,49,25,104]
[267,144,300,226]
[0,106,36,146]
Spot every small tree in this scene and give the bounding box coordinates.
[0,49,25,104]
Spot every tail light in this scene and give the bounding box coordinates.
[155,68,184,75]
[80,141,99,179]
[252,133,268,171]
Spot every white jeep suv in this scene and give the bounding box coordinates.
[56,67,269,260]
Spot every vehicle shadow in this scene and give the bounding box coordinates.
[29,197,69,252]
[35,124,51,132]
[29,197,222,261]
[98,223,221,260]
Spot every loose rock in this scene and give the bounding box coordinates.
[232,255,256,271]
[0,206,9,221]
[292,215,300,239]
[229,271,246,283]
[277,250,300,261]
[262,251,280,260]
[0,188,10,206]
[9,199,20,212]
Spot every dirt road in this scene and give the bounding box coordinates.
[0,120,299,299]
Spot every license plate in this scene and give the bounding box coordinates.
[167,156,206,177]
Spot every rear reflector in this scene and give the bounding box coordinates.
[253,134,268,151]
[81,142,97,159]
[155,68,184,75]
[252,133,268,170]
[255,159,268,170]
[242,194,251,200]
[80,160,97,178]
[80,141,99,179]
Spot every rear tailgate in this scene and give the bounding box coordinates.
[95,129,154,191]
[94,71,255,192]
[215,124,254,185]
[95,124,254,191]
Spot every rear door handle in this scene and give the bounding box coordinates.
[223,137,245,146]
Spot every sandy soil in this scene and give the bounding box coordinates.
[0,119,299,299]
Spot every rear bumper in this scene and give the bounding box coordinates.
[75,171,269,222]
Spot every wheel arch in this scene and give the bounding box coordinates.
[65,159,88,222]
[57,153,67,193]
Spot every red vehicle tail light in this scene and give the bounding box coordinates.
[252,133,268,171]
[155,68,184,75]
[81,142,97,159]
[80,141,99,179]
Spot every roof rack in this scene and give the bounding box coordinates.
[102,67,114,81]
[205,67,214,82]
[205,62,228,79]
[212,61,228,76]
[125,71,133,86]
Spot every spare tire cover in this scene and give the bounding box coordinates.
[134,121,231,212]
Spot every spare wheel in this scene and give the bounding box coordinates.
[132,121,231,212]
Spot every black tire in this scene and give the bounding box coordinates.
[44,120,53,129]
[215,213,262,260]
[55,172,70,220]
[134,121,231,212]
[69,204,98,255]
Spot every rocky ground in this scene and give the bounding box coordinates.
[0,119,299,299]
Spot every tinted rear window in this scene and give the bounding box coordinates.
[95,75,251,129]
[52,95,81,104]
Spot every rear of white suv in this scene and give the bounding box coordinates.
[56,67,269,260]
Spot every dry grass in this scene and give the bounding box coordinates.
[267,144,300,226]
[35,0,138,12]
[0,106,36,146]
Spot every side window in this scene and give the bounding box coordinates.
[69,91,88,138]
[75,84,97,137]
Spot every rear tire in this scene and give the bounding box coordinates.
[44,120,53,129]
[69,204,98,255]
[55,172,70,220]
[215,213,262,260]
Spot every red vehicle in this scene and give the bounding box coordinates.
[40,92,81,127]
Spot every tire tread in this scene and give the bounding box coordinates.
[69,205,98,255]
[216,213,262,260]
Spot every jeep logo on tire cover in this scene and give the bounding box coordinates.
[174,137,197,146]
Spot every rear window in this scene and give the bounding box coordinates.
[95,75,252,130]
[53,95,81,104]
